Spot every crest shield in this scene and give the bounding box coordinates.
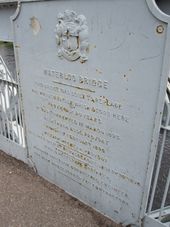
[56,10,89,62]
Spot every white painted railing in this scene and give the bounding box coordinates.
[0,54,25,146]
[145,79,170,227]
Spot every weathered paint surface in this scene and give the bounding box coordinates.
[0,4,17,41]
[11,0,170,226]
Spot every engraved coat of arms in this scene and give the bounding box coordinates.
[55,10,89,62]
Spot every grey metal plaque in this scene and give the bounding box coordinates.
[12,1,170,226]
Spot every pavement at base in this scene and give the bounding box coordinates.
[0,150,121,227]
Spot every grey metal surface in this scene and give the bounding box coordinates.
[143,215,167,227]
[0,0,17,3]
[10,0,170,226]
[0,4,17,42]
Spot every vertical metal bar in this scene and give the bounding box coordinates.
[0,114,2,135]
[0,85,6,137]
[0,119,3,135]
[6,82,10,110]
[17,90,25,146]
[14,104,20,144]
[9,111,14,142]
[3,60,10,139]
[0,92,3,135]
[17,99,22,126]
[17,101,24,146]
[0,96,5,136]
[10,82,16,142]
[0,87,3,135]
[3,81,11,139]
[6,81,14,142]
[158,169,170,220]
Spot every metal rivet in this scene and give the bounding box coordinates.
[156,25,164,34]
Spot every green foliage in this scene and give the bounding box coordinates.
[0,41,13,49]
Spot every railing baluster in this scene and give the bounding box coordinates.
[148,129,167,213]
[0,54,25,146]
[158,170,170,221]
[147,89,170,224]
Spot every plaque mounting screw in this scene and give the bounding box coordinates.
[156,25,164,34]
